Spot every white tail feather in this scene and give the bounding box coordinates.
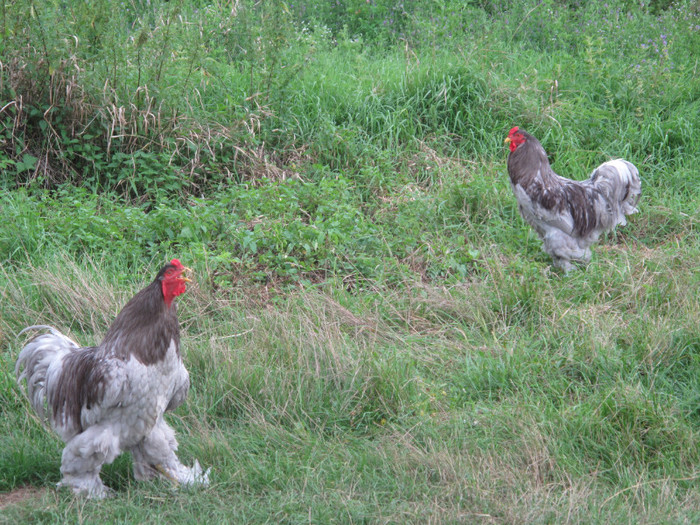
[16,326,80,422]
[590,159,642,228]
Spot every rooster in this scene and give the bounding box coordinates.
[504,127,641,272]
[16,259,209,498]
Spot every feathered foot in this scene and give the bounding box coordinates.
[154,459,210,487]
[59,425,121,499]
[130,417,210,488]
[57,475,113,499]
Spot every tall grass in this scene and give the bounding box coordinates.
[2,0,698,190]
[1,247,698,521]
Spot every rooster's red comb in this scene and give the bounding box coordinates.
[508,126,519,136]
[169,258,183,268]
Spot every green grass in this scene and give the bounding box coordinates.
[1,0,699,523]
[2,244,698,523]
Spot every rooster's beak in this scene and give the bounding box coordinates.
[504,137,511,144]
[181,267,193,283]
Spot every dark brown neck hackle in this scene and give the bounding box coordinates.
[100,264,181,365]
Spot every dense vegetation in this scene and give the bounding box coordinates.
[1,0,698,522]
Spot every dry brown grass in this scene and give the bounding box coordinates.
[0,256,120,341]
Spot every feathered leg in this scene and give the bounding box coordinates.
[58,425,121,499]
[129,416,209,487]
[543,231,592,273]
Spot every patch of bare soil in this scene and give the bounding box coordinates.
[0,486,46,510]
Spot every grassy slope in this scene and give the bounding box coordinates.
[1,0,699,523]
